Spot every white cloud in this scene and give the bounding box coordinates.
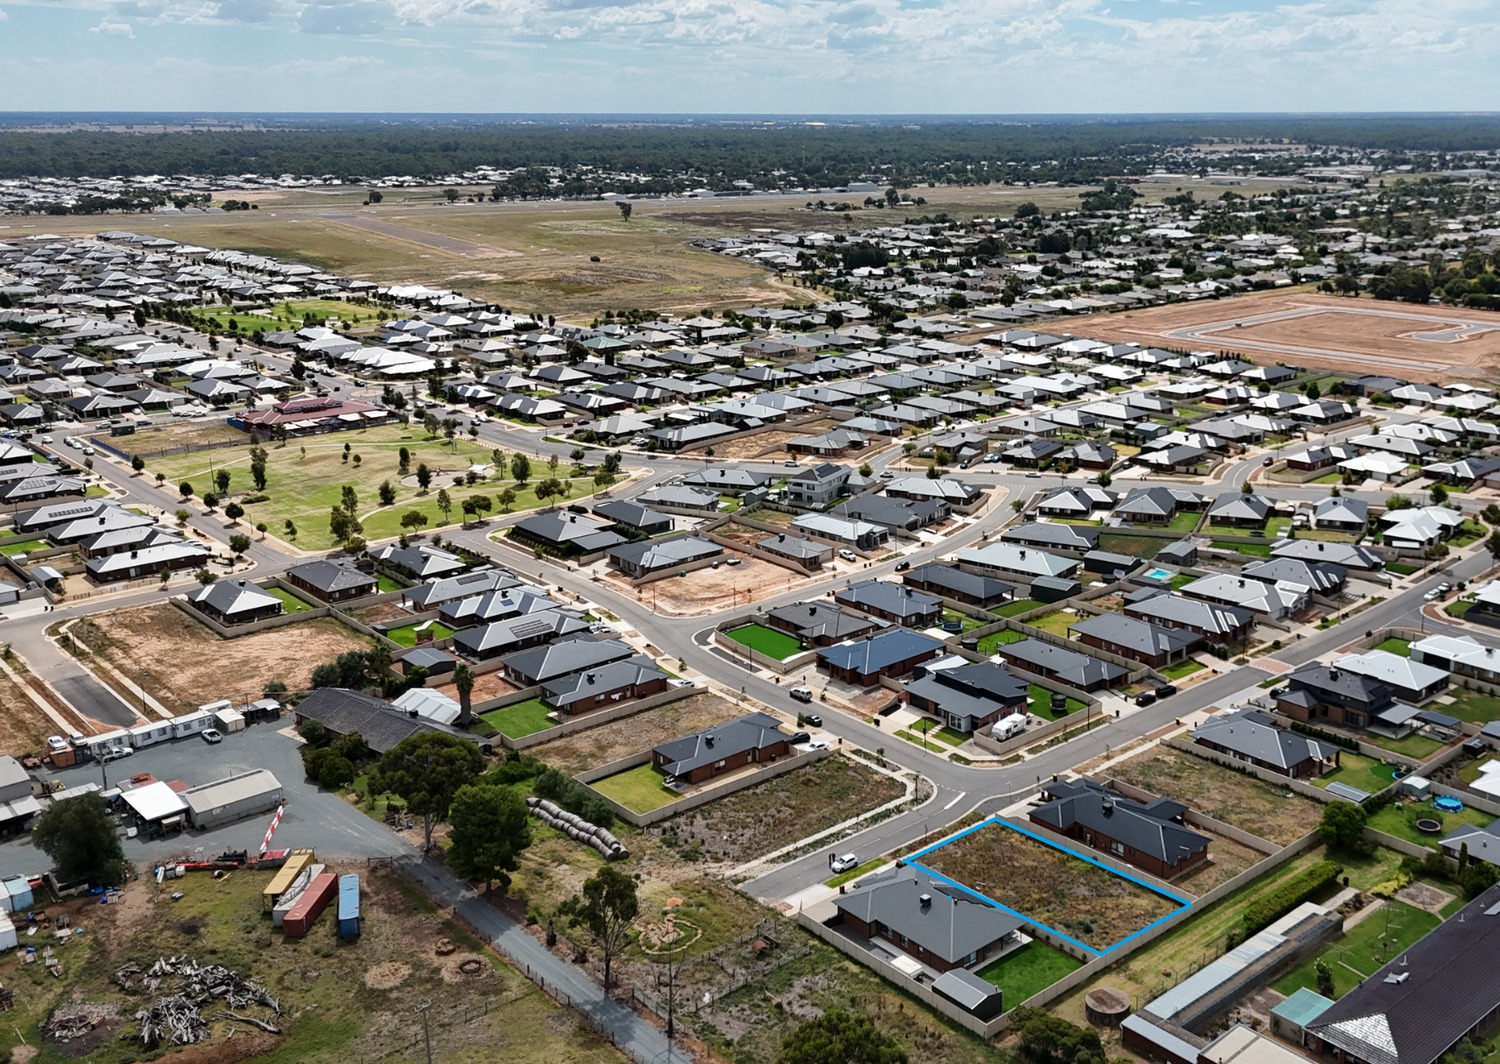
[89,15,135,34]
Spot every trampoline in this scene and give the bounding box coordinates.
[1434,796,1465,813]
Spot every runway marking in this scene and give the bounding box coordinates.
[943,792,966,811]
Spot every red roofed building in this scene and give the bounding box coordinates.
[237,396,394,436]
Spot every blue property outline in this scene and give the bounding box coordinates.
[906,816,1193,957]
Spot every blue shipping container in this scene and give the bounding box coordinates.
[336,873,361,940]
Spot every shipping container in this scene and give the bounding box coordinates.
[0,914,15,952]
[257,848,292,870]
[261,849,315,912]
[283,872,338,939]
[3,875,34,912]
[47,746,77,768]
[272,864,325,928]
[336,874,361,940]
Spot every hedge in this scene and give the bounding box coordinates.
[1242,860,1344,934]
[1287,719,1359,752]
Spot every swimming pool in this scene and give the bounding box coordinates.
[1146,568,1172,581]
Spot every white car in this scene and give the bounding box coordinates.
[201,729,223,744]
[45,736,68,753]
[838,548,857,562]
[830,853,859,874]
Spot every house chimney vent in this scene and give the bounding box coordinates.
[919,893,932,908]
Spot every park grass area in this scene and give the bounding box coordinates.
[994,598,1044,618]
[1160,659,1206,681]
[725,622,802,660]
[0,537,45,556]
[976,941,1084,1006]
[1312,751,1400,795]
[1098,533,1167,559]
[660,755,905,863]
[145,423,596,550]
[478,697,556,739]
[1029,684,1088,722]
[1211,539,1273,557]
[590,762,678,813]
[1105,745,1319,845]
[1374,637,1412,657]
[192,297,382,334]
[976,629,1027,655]
[1367,799,1494,849]
[267,585,314,614]
[916,819,1183,952]
[1434,686,1500,724]
[0,862,624,1064]
[385,619,456,648]
[1273,899,1440,999]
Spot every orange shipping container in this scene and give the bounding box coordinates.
[282,872,338,939]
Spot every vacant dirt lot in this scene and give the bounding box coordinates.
[1105,745,1321,845]
[1076,291,1500,384]
[653,755,905,863]
[127,419,248,456]
[701,423,840,461]
[609,554,815,616]
[74,604,373,712]
[1172,831,1267,895]
[438,668,517,703]
[917,819,1182,951]
[0,664,62,759]
[527,691,749,774]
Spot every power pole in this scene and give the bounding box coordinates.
[417,1002,433,1064]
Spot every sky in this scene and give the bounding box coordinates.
[0,0,1497,114]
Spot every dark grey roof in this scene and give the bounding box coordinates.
[998,637,1127,688]
[1001,522,1099,552]
[592,498,673,530]
[451,609,589,655]
[1286,664,1394,709]
[1307,882,1500,1064]
[905,662,1028,725]
[606,535,722,570]
[294,687,479,754]
[653,711,786,776]
[1125,593,1253,637]
[834,867,1024,964]
[513,510,627,549]
[185,579,281,617]
[542,656,668,708]
[1033,778,1207,866]
[1207,493,1274,522]
[904,563,1015,602]
[501,637,636,683]
[837,580,941,621]
[756,533,831,559]
[1192,709,1340,770]
[1241,557,1346,594]
[1069,613,1198,657]
[764,602,876,641]
[287,559,377,595]
[816,629,944,674]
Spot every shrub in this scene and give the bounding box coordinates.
[1242,860,1343,934]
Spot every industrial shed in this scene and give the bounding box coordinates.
[183,770,283,830]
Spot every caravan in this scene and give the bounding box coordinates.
[990,713,1029,742]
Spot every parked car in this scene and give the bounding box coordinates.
[667,678,695,688]
[1424,588,1442,601]
[838,548,857,562]
[985,454,1001,463]
[101,745,133,761]
[803,713,823,727]
[784,459,798,467]
[1134,692,1157,707]
[1154,684,1178,699]
[588,622,612,634]
[1025,471,1041,478]
[790,687,814,703]
[879,470,895,479]
[830,853,859,874]
[45,736,68,753]
[725,557,742,566]
[201,729,223,744]
[894,560,911,572]
[789,731,811,744]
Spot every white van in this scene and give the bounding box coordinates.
[991,712,1029,742]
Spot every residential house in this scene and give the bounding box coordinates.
[786,429,868,457]
[1030,778,1210,880]
[883,477,985,509]
[501,637,637,686]
[832,868,1025,974]
[86,539,209,582]
[755,533,835,570]
[831,495,950,533]
[184,579,283,626]
[637,485,721,514]
[816,629,945,687]
[1206,493,1276,528]
[652,711,791,785]
[792,512,888,550]
[293,687,485,755]
[787,462,853,508]
[1334,650,1450,704]
[1380,506,1464,551]
[1241,557,1347,596]
[1113,487,1205,526]
[763,602,880,647]
[1037,486,1117,519]
[679,467,776,494]
[542,658,670,715]
[955,542,1080,582]
[1001,522,1099,555]
[1069,613,1200,669]
[510,510,627,556]
[286,559,377,603]
[1270,539,1385,570]
[1285,445,1356,472]
[451,610,591,661]
[605,536,723,578]
[1313,497,1368,533]
[835,580,943,628]
[902,563,1015,609]
[1123,589,1255,647]
[592,499,675,537]
[904,660,1029,734]
[439,586,558,628]
[1192,709,1340,779]
[403,569,521,612]
[1275,664,1395,729]
[1181,573,1308,619]
[991,637,1127,692]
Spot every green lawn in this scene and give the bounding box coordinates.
[1028,684,1087,722]
[375,573,406,593]
[1098,533,1168,560]
[1027,609,1079,638]
[976,629,1027,655]
[1312,752,1399,795]
[385,619,456,648]
[193,298,379,334]
[939,609,988,635]
[994,598,1043,618]
[1451,519,1486,548]
[267,586,314,614]
[976,942,1084,1008]
[590,763,677,813]
[1127,512,1200,533]
[1374,637,1412,657]
[1365,731,1444,760]
[1211,540,1272,557]
[1168,573,1196,590]
[0,538,45,556]
[1386,561,1420,576]
[479,697,556,739]
[908,717,969,747]
[825,859,887,888]
[725,623,802,660]
[1160,659,1205,681]
[1366,800,1495,849]
[1273,900,1440,999]
[1447,600,1475,619]
[1435,687,1500,725]
[86,484,109,498]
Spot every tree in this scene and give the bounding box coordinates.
[617,200,632,221]
[214,468,231,495]
[1011,1009,1105,1064]
[454,662,475,728]
[224,501,245,524]
[511,452,532,484]
[400,510,429,534]
[447,783,531,894]
[368,733,485,851]
[858,462,873,477]
[398,446,412,475]
[416,462,432,491]
[560,866,639,989]
[462,497,480,523]
[201,492,219,511]
[130,454,145,474]
[1487,531,1500,564]
[249,444,269,492]
[174,508,189,524]
[379,479,397,506]
[329,506,353,543]
[228,533,251,557]
[534,477,564,507]
[341,484,358,515]
[1319,801,1370,853]
[180,481,194,498]
[778,1009,907,1064]
[436,488,453,524]
[497,487,517,512]
[1431,482,1450,506]
[33,794,126,886]
[256,521,268,539]
[195,569,217,586]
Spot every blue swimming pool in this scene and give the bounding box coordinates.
[1146,568,1172,581]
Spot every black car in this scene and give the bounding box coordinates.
[1134,692,1157,707]
[803,714,823,727]
[788,731,811,745]
[1154,683,1178,699]
[894,560,911,572]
